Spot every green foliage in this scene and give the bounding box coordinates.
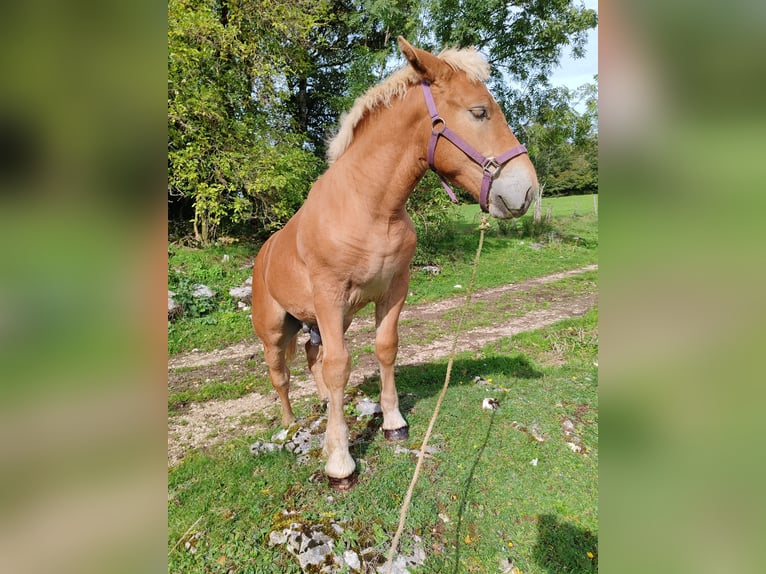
[283,0,424,154]
[247,140,323,234]
[407,172,460,266]
[168,0,325,243]
[428,0,597,80]
[170,276,216,318]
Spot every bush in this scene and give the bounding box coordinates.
[407,173,460,266]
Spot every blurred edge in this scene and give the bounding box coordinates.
[0,2,167,573]
[2,0,766,573]
[601,1,766,573]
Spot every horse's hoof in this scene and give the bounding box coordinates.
[383,426,409,441]
[327,472,358,491]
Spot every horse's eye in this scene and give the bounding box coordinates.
[470,107,488,120]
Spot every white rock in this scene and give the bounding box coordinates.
[356,398,382,417]
[229,285,252,302]
[268,529,289,546]
[168,292,182,318]
[566,442,584,453]
[192,284,215,298]
[378,557,409,574]
[249,441,281,455]
[482,397,499,410]
[271,429,289,443]
[378,536,426,573]
[394,445,439,457]
[344,550,361,571]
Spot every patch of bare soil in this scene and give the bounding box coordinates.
[168,265,597,466]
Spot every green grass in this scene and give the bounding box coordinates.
[168,238,260,355]
[540,193,598,218]
[168,195,598,355]
[407,199,597,304]
[168,310,598,574]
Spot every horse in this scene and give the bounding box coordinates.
[251,37,538,489]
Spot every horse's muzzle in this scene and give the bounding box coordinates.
[489,173,537,219]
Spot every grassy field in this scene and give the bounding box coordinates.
[168,310,598,574]
[168,194,598,354]
[168,193,598,573]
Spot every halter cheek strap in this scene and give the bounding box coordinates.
[420,81,528,212]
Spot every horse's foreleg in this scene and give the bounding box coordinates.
[375,275,409,440]
[314,302,356,484]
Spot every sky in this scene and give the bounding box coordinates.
[549,0,598,90]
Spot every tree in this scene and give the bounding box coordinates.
[423,0,597,132]
[168,0,324,243]
[523,77,598,196]
[282,0,424,156]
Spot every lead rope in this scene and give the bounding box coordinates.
[384,215,490,574]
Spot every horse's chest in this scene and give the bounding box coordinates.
[352,258,400,295]
[343,251,405,305]
[302,220,415,309]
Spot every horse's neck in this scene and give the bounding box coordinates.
[332,100,428,217]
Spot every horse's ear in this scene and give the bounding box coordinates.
[398,36,447,83]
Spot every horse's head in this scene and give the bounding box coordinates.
[399,37,539,219]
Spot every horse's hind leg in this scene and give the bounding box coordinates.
[306,340,329,405]
[263,331,300,427]
[251,290,301,427]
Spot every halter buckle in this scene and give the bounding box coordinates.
[482,157,500,176]
[431,117,446,135]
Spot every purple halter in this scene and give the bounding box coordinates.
[420,81,528,213]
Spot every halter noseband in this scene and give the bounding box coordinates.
[421,81,528,213]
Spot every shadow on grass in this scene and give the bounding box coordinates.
[449,404,498,574]
[533,514,598,573]
[350,353,541,460]
[357,353,543,401]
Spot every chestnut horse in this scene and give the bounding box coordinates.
[251,37,538,488]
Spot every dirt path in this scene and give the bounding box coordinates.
[168,264,597,466]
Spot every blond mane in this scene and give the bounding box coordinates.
[326,47,491,164]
